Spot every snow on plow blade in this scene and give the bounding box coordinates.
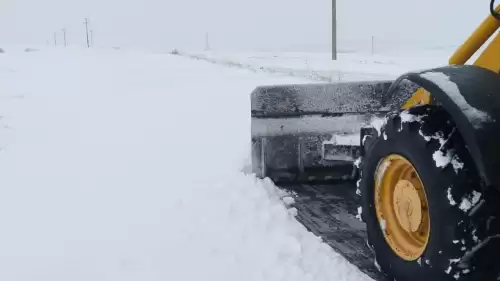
[251,80,418,183]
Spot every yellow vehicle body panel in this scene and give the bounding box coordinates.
[403,4,499,110]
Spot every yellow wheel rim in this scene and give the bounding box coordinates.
[374,154,430,261]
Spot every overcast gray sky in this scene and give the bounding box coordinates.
[0,0,493,51]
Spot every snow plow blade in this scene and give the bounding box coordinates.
[250,80,419,280]
[250,80,418,183]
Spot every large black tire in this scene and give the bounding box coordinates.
[359,105,500,281]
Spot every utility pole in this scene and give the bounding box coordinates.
[204,32,210,51]
[84,18,90,48]
[371,36,375,55]
[61,28,67,47]
[332,0,337,60]
[54,32,57,46]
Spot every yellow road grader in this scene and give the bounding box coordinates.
[251,2,500,280]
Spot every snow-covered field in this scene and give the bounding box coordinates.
[0,47,378,281]
[175,49,452,82]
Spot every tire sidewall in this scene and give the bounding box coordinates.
[361,115,474,280]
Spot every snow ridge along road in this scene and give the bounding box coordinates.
[0,48,372,281]
[174,49,451,83]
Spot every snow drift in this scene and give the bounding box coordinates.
[0,47,371,281]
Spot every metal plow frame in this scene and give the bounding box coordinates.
[251,79,419,183]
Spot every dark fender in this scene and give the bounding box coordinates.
[388,65,500,189]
